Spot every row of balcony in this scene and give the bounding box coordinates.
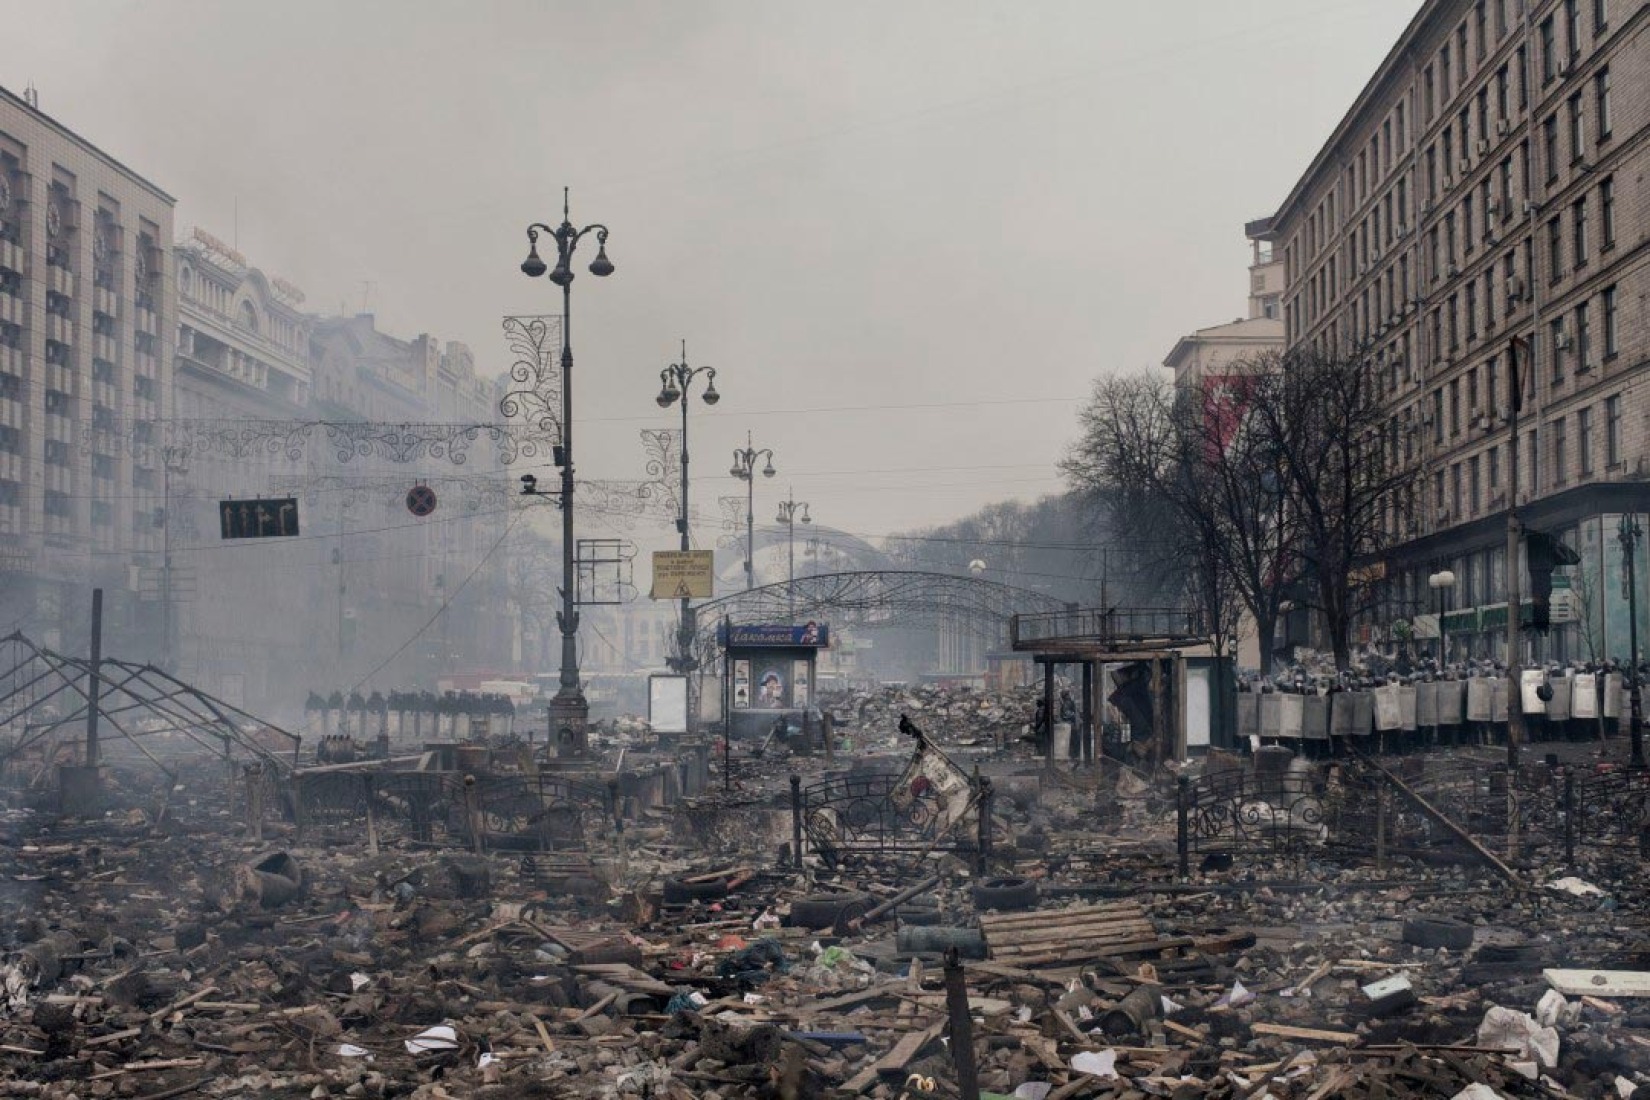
[46,314,72,344]
[0,452,19,483]
[0,345,20,376]
[0,504,19,536]
[95,287,117,317]
[0,240,20,275]
[44,412,71,443]
[0,292,21,327]
[0,401,19,430]
[136,305,157,336]
[95,333,117,362]
[44,464,71,494]
[49,266,74,298]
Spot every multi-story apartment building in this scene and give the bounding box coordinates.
[1269,0,1650,664]
[0,86,176,655]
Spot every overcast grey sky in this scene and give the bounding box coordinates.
[5,0,1417,544]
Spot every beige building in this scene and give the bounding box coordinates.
[0,85,175,654]
[1270,0,1650,663]
[1164,225,1286,388]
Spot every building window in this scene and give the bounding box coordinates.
[1451,378,1462,436]
[1606,394,1621,466]
[1576,301,1592,369]
[1595,0,1608,33]
[1547,216,1563,282]
[91,501,111,527]
[1467,281,1479,341]
[1452,463,1463,515]
[1434,389,1445,445]
[1568,92,1586,161]
[1475,1,1488,57]
[1489,443,1501,489]
[1572,197,1588,268]
[1596,68,1612,140]
[1553,416,1568,485]
[1600,176,1615,247]
[44,440,68,466]
[1551,317,1567,382]
[1543,115,1559,182]
[43,491,69,518]
[1424,65,1436,119]
[1540,17,1556,83]
[1470,454,1482,512]
[1579,406,1594,475]
[1603,285,1618,357]
[1441,45,1453,99]
[92,454,113,480]
[1566,0,1581,59]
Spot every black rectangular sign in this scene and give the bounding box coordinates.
[219,497,300,539]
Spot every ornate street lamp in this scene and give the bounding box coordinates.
[730,433,775,591]
[1428,570,1456,663]
[655,341,718,673]
[516,188,613,754]
[775,492,811,622]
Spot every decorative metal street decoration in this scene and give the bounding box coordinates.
[270,474,512,514]
[218,496,300,539]
[499,314,564,452]
[406,484,438,517]
[80,415,535,468]
[639,428,681,519]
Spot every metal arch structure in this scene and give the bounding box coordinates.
[689,569,1073,664]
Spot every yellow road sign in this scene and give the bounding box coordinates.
[651,550,714,600]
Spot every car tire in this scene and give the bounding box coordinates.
[1402,916,1474,951]
[790,892,872,930]
[663,876,729,904]
[972,875,1038,912]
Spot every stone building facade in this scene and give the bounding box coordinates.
[0,85,176,656]
[1268,0,1650,664]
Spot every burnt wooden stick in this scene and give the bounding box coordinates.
[942,947,980,1100]
[850,875,942,930]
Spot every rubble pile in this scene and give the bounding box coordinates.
[821,684,1040,747]
[0,717,1647,1099]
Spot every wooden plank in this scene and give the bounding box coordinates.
[977,904,1145,931]
[1543,969,1650,997]
[1250,1022,1359,1043]
[870,1019,944,1078]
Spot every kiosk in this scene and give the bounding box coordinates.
[721,620,829,744]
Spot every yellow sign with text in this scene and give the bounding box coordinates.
[651,550,714,600]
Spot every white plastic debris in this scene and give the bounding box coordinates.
[751,909,780,931]
[1214,979,1255,1009]
[1546,876,1605,897]
[1160,994,1184,1014]
[1014,1083,1053,1100]
[1615,1076,1638,1098]
[337,1043,373,1060]
[1070,1050,1118,1079]
[1477,1006,1559,1069]
[1450,1085,1509,1100]
[349,971,371,992]
[477,1052,499,1069]
[1535,989,1578,1028]
[404,1024,461,1055]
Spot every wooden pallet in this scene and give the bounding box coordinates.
[978,901,1183,966]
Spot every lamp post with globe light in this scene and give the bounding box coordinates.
[515,188,613,753]
[654,342,719,673]
[730,434,776,591]
[775,492,811,622]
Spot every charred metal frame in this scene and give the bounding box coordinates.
[789,770,993,873]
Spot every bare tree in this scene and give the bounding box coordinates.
[1249,346,1418,670]
[1062,370,1293,668]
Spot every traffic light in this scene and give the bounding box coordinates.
[1525,528,1580,633]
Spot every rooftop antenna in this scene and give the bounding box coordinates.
[22,83,38,109]
[360,281,375,313]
